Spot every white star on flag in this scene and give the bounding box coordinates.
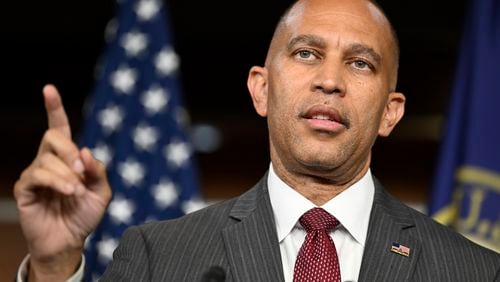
[96,237,119,264]
[133,123,160,151]
[121,31,149,57]
[118,159,146,187]
[182,198,206,214]
[110,65,138,94]
[165,141,191,168]
[98,104,124,134]
[135,0,160,21]
[152,179,179,208]
[155,47,179,76]
[141,85,170,115]
[91,143,113,167]
[108,197,135,224]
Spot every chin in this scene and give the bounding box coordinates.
[298,157,340,173]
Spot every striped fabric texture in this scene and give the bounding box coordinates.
[100,174,500,281]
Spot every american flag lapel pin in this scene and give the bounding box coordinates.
[390,242,411,257]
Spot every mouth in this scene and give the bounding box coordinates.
[301,105,349,133]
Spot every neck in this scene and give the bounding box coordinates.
[271,159,370,206]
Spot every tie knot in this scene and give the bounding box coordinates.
[299,207,339,232]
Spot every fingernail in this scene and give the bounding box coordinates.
[73,159,84,174]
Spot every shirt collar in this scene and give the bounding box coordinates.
[267,163,374,246]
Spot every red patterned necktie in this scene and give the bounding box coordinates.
[293,207,341,282]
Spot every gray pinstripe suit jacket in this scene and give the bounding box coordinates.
[100,174,500,281]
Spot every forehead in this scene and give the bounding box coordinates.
[280,0,392,54]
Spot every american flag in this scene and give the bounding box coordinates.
[390,242,411,257]
[80,0,203,279]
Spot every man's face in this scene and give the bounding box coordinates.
[248,0,404,181]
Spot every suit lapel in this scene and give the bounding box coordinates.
[222,176,285,282]
[358,178,421,281]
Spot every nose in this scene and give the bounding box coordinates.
[311,61,346,97]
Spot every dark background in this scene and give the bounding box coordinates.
[0,0,469,278]
[0,0,466,201]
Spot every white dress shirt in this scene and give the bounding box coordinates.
[267,163,375,282]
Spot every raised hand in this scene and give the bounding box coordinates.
[14,85,112,281]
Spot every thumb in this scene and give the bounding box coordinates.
[80,147,111,198]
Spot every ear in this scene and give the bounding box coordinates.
[247,66,269,117]
[378,92,405,137]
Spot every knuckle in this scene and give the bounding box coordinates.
[65,147,80,163]
[13,173,30,193]
[29,167,43,182]
[19,167,32,180]
[43,128,58,141]
[38,152,53,165]
[13,179,24,197]
[19,166,37,185]
[40,130,58,154]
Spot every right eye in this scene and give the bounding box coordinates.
[294,49,318,61]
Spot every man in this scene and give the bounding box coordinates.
[14,0,500,281]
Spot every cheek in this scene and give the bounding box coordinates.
[268,75,302,116]
[350,88,386,131]
[268,94,295,130]
[363,100,387,138]
[266,85,304,145]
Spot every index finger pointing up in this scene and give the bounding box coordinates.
[43,84,72,139]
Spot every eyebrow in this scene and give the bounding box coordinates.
[286,35,382,66]
[287,35,327,51]
[345,43,382,65]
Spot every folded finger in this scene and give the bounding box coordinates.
[38,153,84,185]
[14,167,78,204]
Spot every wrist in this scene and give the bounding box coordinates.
[28,248,83,282]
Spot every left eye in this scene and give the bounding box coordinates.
[352,60,370,70]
